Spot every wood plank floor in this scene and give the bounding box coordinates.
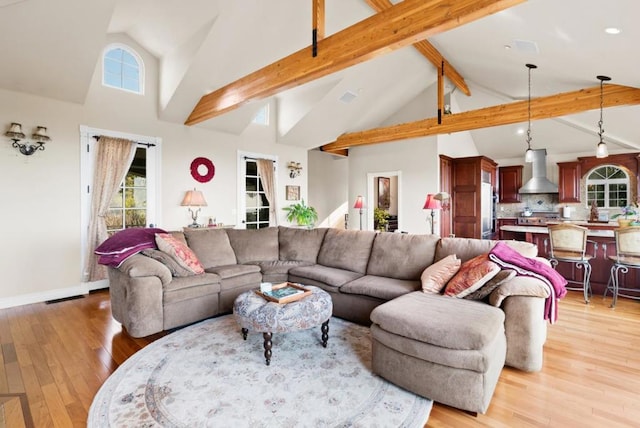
[0,290,638,427]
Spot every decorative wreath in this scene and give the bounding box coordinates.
[190,157,215,183]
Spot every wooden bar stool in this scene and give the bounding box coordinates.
[604,226,640,308]
[545,224,597,303]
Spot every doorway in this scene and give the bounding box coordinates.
[366,171,401,231]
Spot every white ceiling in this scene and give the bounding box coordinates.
[2,0,639,159]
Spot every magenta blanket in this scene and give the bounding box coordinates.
[489,241,567,324]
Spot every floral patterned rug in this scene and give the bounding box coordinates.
[88,315,432,427]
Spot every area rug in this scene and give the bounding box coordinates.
[88,315,432,427]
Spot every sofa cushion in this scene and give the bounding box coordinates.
[184,228,237,268]
[444,254,500,298]
[421,254,461,294]
[288,264,363,288]
[434,238,538,263]
[163,273,221,304]
[278,227,328,263]
[226,227,279,264]
[370,291,505,351]
[155,233,205,275]
[464,269,516,301]
[367,233,440,280]
[340,275,420,301]
[317,229,376,274]
[205,264,261,279]
[141,249,196,277]
[251,260,314,276]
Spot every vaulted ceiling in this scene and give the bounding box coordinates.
[2,0,639,159]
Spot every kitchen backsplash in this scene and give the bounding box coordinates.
[497,193,592,220]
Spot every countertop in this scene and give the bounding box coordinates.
[500,225,614,238]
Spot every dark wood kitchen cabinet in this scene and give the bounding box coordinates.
[498,165,523,203]
[558,161,581,203]
[450,156,497,239]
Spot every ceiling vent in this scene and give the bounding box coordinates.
[339,90,358,104]
[513,39,540,55]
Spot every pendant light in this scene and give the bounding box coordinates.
[595,75,611,158]
[524,64,537,163]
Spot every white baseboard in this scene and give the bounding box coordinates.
[0,280,108,309]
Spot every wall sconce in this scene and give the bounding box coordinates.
[287,161,302,178]
[181,188,208,228]
[5,122,50,156]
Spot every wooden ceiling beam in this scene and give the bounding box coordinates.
[312,0,325,57]
[320,84,640,151]
[364,0,471,96]
[185,0,523,125]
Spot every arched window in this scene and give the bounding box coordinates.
[586,165,630,208]
[102,44,144,94]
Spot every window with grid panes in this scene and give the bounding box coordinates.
[586,165,629,209]
[103,44,144,94]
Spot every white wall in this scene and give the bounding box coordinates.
[0,34,307,307]
[308,149,348,228]
[348,137,439,234]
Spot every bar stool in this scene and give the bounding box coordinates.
[604,226,640,308]
[545,224,597,303]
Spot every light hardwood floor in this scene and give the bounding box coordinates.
[1,290,639,427]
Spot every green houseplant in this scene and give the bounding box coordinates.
[374,207,389,231]
[282,199,318,228]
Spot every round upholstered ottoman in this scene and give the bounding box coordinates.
[233,285,333,365]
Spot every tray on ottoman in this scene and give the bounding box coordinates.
[255,282,311,304]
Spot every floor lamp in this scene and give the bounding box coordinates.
[423,194,441,235]
[353,195,364,230]
[434,192,451,237]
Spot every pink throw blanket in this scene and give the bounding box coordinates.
[489,241,567,324]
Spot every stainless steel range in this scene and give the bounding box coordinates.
[517,211,560,226]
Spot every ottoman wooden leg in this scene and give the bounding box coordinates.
[321,319,330,348]
[263,332,273,366]
[241,328,248,340]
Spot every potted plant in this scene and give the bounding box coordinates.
[282,199,318,228]
[374,207,389,231]
[611,201,639,227]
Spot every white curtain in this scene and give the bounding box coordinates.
[84,137,137,281]
[256,159,278,226]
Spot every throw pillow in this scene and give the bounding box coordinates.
[95,227,167,268]
[463,269,516,300]
[421,254,461,294]
[155,233,204,275]
[444,254,500,298]
[141,249,195,277]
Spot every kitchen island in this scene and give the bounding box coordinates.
[499,223,637,297]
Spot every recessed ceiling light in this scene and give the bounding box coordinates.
[516,128,525,135]
[605,27,621,35]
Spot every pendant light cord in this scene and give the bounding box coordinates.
[598,78,605,143]
[526,66,532,149]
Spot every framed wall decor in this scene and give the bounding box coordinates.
[378,177,390,209]
[286,185,300,201]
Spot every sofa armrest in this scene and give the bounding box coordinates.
[488,275,550,307]
[108,262,165,338]
[116,253,172,286]
[501,295,547,372]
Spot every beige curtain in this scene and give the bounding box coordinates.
[256,159,278,226]
[84,137,137,281]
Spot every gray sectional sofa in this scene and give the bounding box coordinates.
[108,226,551,413]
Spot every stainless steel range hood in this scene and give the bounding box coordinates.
[518,149,559,194]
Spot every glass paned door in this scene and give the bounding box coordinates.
[106,147,148,235]
[243,159,270,229]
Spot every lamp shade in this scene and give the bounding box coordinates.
[181,189,207,207]
[353,195,364,209]
[423,194,441,210]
